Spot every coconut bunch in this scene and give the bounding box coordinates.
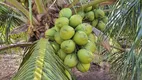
[78,6,108,31]
[45,8,98,73]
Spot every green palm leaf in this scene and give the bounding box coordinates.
[0,4,27,44]
[12,38,72,80]
[106,0,142,79]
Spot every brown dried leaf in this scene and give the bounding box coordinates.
[101,40,111,51]
[100,0,117,5]
[36,14,45,22]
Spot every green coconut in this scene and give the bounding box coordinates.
[76,63,90,72]
[102,16,108,23]
[73,31,88,45]
[77,11,85,19]
[83,40,97,53]
[88,33,97,43]
[45,27,57,40]
[97,21,106,31]
[75,23,92,35]
[92,19,98,27]
[54,31,64,44]
[77,49,94,64]
[59,8,72,18]
[85,11,94,21]
[94,9,105,18]
[64,53,78,68]
[55,17,69,29]
[84,6,92,12]
[61,40,75,53]
[69,15,82,28]
[60,25,75,40]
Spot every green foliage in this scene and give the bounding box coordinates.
[106,0,142,79]
[13,38,72,80]
[0,4,26,44]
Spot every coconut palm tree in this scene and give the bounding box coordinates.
[0,0,141,80]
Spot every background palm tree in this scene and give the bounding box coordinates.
[0,0,142,80]
[105,0,142,80]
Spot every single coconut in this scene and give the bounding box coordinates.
[97,21,106,31]
[64,53,78,68]
[61,40,75,53]
[88,33,97,43]
[84,6,92,12]
[60,25,75,40]
[69,15,82,28]
[92,19,98,27]
[76,62,90,72]
[54,31,64,44]
[55,17,69,29]
[45,27,57,40]
[75,23,92,35]
[77,49,94,64]
[59,8,72,18]
[83,40,97,53]
[77,11,85,19]
[85,11,94,21]
[94,9,105,18]
[73,31,88,45]
[102,16,108,23]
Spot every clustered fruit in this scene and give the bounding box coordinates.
[78,6,108,31]
[45,6,108,72]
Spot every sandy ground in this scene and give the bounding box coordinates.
[0,53,22,80]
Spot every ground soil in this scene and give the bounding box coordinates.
[0,52,22,80]
[0,53,115,80]
[73,63,115,80]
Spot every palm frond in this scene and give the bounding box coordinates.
[0,4,27,44]
[13,38,72,80]
[106,0,140,39]
[106,0,142,79]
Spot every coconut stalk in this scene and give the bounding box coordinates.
[100,0,117,5]
[76,0,110,12]
[35,0,46,14]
